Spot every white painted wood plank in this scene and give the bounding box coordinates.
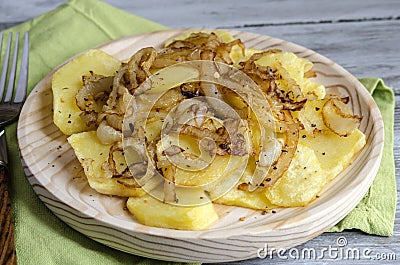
[2,2,398,91]
[1,2,399,91]
[101,0,400,28]
[1,0,399,27]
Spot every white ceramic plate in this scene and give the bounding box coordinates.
[17,29,384,263]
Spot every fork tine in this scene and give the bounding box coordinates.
[4,32,19,103]
[14,32,28,103]
[0,32,12,102]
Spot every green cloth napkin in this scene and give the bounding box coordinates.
[329,78,396,236]
[2,0,396,264]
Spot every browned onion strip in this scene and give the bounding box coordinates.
[124,125,158,185]
[272,75,305,111]
[106,114,123,131]
[262,121,299,187]
[152,49,193,69]
[76,74,114,126]
[179,124,226,145]
[79,112,97,127]
[200,51,238,120]
[102,64,128,114]
[216,39,245,65]
[163,163,177,203]
[76,74,114,112]
[322,98,362,136]
[153,32,244,70]
[127,47,156,91]
[240,49,282,68]
[97,121,122,144]
[101,141,126,178]
[116,177,141,188]
[240,51,307,115]
[102,48,155,127]
[98,48,157,148]
[273,63,307,108]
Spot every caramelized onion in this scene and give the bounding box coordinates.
[153,32,244,70]
[322,98,362,136]
[76,74,114,112]
[82,32,342,198]
[262,121,299,187]
[97,121,122,144]
[75,73,114,126]
[106,114,123,131]
[127,47,156,91]
[163,163,177,203]
[247,112,299,190]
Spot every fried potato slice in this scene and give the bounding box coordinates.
[67,131,144,197]
[214,157,277,210]
[301,129,366,178]
[215,143,325,208]
[264,142,327,207]
[127,194,218,230]
[53,50,121,135]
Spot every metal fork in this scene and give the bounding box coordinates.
[0,31,29,265]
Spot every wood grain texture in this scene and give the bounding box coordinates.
[0,168,17,265]
[17,29,384,263]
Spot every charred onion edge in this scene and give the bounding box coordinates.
[322,98,362,137]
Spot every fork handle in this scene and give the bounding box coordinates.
[0,166,17,265]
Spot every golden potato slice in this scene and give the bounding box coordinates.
[67,131,144,197]
[301,129,366,177]
[214,158,276,210]
[216,143,325,208]
[264,143,327,207]
[264,129,365,207]
[173,155,232,187]
[295,99,327,134]
[230,47,260,65]
[53,49,121,135]
[255,51,325,99]
[215,188,276,210]
[127,194,218,230]
[144,117,163,142]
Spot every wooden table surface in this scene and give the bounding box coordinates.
[1,0,399,264]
